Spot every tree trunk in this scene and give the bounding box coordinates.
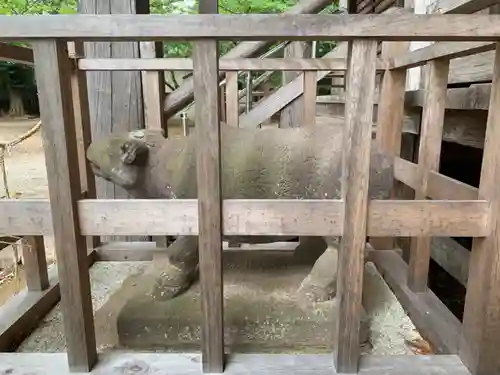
[8,87,25,117]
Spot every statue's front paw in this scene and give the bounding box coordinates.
[148,263,197,301]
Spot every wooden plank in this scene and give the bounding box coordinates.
[225,71,239,127]
[448,50,495,85]
[427,0,500,13]
[408,59,449,293]
[334,40,378,373]
[3,14,500,41]
[303,71,317,126]
[371,250,462,354]
[391,41,494,70]
[0,199,491,237]
[78,57,387,71]
[22,236,49,292]
[0,42,34,65]
[94,241,299,261]
[431,237,470,286]
[460,42,500,375]
[31,40,97,372]
[371,41,409,251]
[0,249,96,351]
[280,41,312,129]
[405,84,491,110]
[193,42,225,372]
[140,41,166,133]
[194,0,224,369]
[0,352,472,375]
[394,157,479,200]
[69,40,100,251]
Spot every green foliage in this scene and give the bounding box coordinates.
[0,0,77,15]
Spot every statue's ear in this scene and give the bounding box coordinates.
[119,140,149,165]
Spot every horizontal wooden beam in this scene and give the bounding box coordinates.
[431,237,470,286]
[94,241,299,261]
[0,352,471,374]
[0,42,34,65]
[371,250,462,355]
[78,57,389,71]
[2,14,500,41]
[405,84,491,110]
[394,157,479,200]
[391,42,494,70]
[0,198,490,237]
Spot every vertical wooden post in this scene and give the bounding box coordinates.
[459,43,500,375]
[334,39,377,374]
[407,59,449,293]
[303,71,317,126]
[32,40,97,372]
[226,71,239,127]
[194,0,224,372]
[219,80,226,122]
[69,40,100,251]
[280,41,312,128]
[140,41,166,135]
[22,236,49,291]
[79,0,148,243]
[139,40,170,248]
[370,39,409,251]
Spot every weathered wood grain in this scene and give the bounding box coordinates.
[0,352,472,374]
[391,41,494,69]
[78,57,386,71]
[405,83,491,110]
[225,71,239,127]
[431,237,470,286]
[3,14,500,41]
[303,71,317,126]
[280,41,312,129]
[193,0,224,368]
[0,42,34,65]
[0,199,491,237]
[394,157,479,200]
[31,40,97,372]
[334,40,377,373]
[460,42,500,375]
[140,41,166,133]
[371,250,462,354]
[408,59,449,293]
[22,236,49,292]
[70,40,100,251]
[371,40,409,250]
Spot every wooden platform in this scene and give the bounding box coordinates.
[0,353,471,374]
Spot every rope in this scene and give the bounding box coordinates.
[0,120,41,199]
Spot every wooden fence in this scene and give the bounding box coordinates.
[1,10,500,375]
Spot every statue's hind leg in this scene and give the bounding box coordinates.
[146,235,199,301]
[296,236,339,302]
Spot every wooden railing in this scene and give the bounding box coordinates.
[1,10,500,375]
